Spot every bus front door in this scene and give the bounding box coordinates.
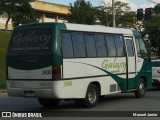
[124,37,136,90]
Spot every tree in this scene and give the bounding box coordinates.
[96,0,112,26]
[0,0,37,31]
[12,1,38,27]
[154,3,160,14]
[142,15,160,56]
[117,11,136,28]
[141,3,160,57]
[114,1,136,28]
[97,0,135,28]
[96,6,112,26]
[68,0,97,25]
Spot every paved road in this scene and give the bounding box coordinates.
[0,87,160,118]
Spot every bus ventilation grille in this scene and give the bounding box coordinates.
[110,84,116,92]
[117,85,121,91]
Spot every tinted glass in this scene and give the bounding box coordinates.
[114,35,125,56]
[139,38,148,54]
[62,32,74,58]
[152,61,160,67]
[105,35,116,57]
[71,32,86,57]
[8,28,52,54]
[126,39,134,56]
[95,34,108,57]
[85,34,97,57]
[135,38,141,57]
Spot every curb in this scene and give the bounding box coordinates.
[0,89,8,96]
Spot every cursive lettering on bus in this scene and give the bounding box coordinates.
[101,58,126,72]
[13,30,51,47]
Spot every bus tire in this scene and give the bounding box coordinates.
[38,98,60,108]
[135,78,146,98]
[76,84,99,108]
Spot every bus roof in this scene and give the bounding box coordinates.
[65,23,134,35]
[14,22,140,36]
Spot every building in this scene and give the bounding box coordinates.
[0,0,70,30]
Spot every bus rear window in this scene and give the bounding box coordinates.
[8,28,52,54]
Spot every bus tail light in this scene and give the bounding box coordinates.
[52,66,61,80]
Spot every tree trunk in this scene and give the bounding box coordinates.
[5,13,11,32]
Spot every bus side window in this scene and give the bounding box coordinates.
[114,35,125,57]
[135,38,141,57]
[62,32,74,58]
[71,32,86,58]
[85,34,97,57]
[95,34,108,57]
[126,38,134,57]
[105,35,116,57]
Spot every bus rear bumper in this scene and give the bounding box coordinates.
[7,87,54,98]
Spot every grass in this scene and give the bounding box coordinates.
[0,31,11,89]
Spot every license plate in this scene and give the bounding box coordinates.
[24,91,36,97]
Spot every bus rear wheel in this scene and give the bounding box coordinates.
[76,84,99,108]
[38,98,60,108]
[135,78,146,98]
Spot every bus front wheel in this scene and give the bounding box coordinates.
[38,98,60,107]
[76,84,99,108]
[135,78,146,98]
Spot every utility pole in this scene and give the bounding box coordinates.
[112,0,115,27]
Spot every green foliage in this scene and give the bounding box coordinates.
[143,15,160,55]
[114,1,134,27]
[0,0,38,31]
[96,6,112,26]
[142,3,160,56]
[97,0,135,28]
[68,0,97,25]
[12,0,38,27]
[117,11,135,28]
[154,3,160,14]
[0,32,11,88]
[114,1,131,14]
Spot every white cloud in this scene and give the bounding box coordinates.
[140,3,154,9]
[140,0,160,9]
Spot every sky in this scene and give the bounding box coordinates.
[40,0,160,11]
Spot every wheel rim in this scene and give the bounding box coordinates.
[139,82,145,95]
[88,89,97,104]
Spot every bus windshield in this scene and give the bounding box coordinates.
[152,61,160,67]
[8,28,52,54]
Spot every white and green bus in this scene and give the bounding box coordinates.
[6,23,152,108]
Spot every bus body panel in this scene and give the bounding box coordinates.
[8,66,52,79]
[7,77,122,99]
[63,58,126,78]
[132,30,152,88]
[52,77,122,99]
